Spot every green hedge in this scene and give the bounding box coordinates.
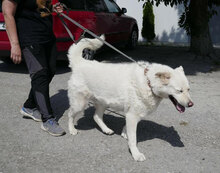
[142,2,155,42]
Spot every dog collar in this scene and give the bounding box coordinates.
[144,68,152,89]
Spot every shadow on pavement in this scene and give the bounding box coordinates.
[137,120,184,147]
[0,61,28,74]
[51,89,69,121]
[76,111,184,147]
[50,90,184,147]
[1,45,219,75]
[97,45,220,75]
[0,59,70,75]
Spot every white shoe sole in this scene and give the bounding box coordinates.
[20,109,42,122]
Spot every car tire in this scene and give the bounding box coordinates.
[0,57,13,64]
[127,28,138,49]
[82,48,95,60]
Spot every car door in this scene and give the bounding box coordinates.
[0,4,10,52]
[85,0,118,44]
[53,0,97,52]
[102,0,131,44]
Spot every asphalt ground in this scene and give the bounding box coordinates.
[0,45,220,173]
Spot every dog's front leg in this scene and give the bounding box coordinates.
[126,114,146,162]
[121,126,127,139]
[68,108,78,135]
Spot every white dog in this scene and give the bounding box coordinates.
[67,36,194,161]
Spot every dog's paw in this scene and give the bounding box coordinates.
[69,128,78,135]
[121,132,127,139]
[103,128,114,135]
[132,152,146,162]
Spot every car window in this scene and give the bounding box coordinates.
[103,0,120,13]
[59,0,85,10]
[85,0,106,12]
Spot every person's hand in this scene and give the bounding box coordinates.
[10,43,22,64]
[53,3,64,13]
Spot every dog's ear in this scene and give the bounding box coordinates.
[175,66,184,73]
[155,72,171,85]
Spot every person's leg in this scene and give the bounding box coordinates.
[22,44,53,121]
[20,89,42,121]
[40,41,66,136]
[22,43,65,136]
[21,61,41,122]
[23,89,36,109]
[46,41,57,83]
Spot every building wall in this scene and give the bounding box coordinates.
[153,4,189,43]
[116,0,220,45]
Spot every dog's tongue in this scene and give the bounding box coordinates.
[176,103,185,113]
[169,95,185,113]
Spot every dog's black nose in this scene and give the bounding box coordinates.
[188,101,194,107]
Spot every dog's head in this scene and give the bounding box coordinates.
[150,66,193,113]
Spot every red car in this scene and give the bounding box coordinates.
[0,0,138,60]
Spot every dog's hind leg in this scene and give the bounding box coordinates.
[68,92,89,135]
[93,104,114,135]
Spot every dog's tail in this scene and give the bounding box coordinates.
[68,35,104,66]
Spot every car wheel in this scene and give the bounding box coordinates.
[127,29,138,49]
[0,57,13,64]
[82,48,95,60]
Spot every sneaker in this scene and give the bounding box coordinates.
[41,118,66,137]
[20,107,42,122]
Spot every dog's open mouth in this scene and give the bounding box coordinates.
[169,95,185,113]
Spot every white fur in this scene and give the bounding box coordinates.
[67,36,193,162]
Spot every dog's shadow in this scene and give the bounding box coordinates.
[76,108,184,148]
[51,89,69,121]
[51,90,184,147]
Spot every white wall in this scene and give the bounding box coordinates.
[116,0,188,42]
[153,4,188,43]
[116,1,220,45]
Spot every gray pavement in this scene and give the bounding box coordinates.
[0,45,220,173]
